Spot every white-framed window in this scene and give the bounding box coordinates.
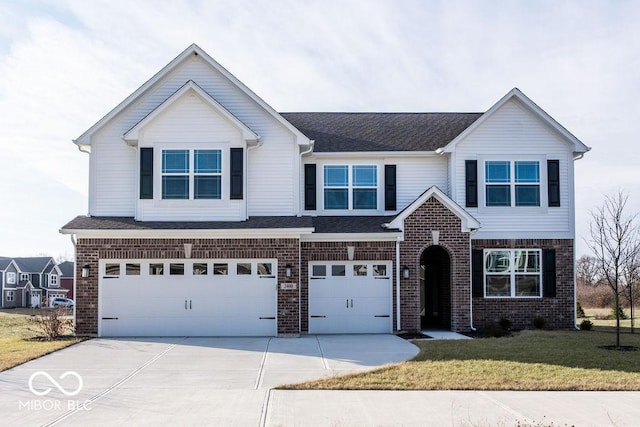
[161,149,222,200]
[485,160,540,207]
[6,272,16,284]
[49,274,58,286]
[20,273,29,281]
[7,290,14,302]
[484,249,542,298]
[323,165,377,210]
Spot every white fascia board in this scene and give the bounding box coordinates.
[74,44,311,148]
[300,232,401,242]
[471,231,574,240]
[307,151,439,159]
[440,88,590,154]
[60,228,315,239]
[123,81,260,145]
[386,186,480,233]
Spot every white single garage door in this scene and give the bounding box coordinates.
[99,259,277,337]
[308,261,392,334]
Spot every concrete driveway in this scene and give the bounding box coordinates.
[0,335,418,426]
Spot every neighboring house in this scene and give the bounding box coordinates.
[0,257,69,308]
[60,44,589,337]
[58,261,75,300]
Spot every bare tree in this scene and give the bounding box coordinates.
[576,255,601,287]
[621,254,640,333]
[587,191,640,347]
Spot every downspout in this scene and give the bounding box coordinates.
[297,140,314,334]
[69,234,77,328]
[246,138,263,220]
[469,229,478,332]
[396,238,401,331]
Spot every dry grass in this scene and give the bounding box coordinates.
[283,330,640,391]
[584,307,637,329]
[0,309,82,372]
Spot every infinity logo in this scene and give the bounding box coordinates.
[28,371,83,397]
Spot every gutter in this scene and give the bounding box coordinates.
[395,238,401,331]
[299,141,315,215]
[469,229,478,332]
[246,137,263,220]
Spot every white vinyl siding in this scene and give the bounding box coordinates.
[453,99,574,239]
[90,55,299,218]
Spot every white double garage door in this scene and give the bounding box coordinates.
[99,259,392,337]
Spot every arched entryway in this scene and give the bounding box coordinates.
[420,246,451,329]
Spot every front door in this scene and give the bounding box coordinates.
[420,246,451,329]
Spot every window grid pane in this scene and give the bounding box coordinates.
[353,165,377,186]
[312,265,326,277]
[195,176,221,199]
[486,185,510,206]
[515,185,540,206]
[194,150,221,173]
[485,161,510,183]
[324,166,348,186]
[162,176,189,199]
[353,188,376,209]
[324,188,348,209]
[162,150,189,173]
[515,161,539,183]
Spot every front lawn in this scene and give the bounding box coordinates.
[283,329,640,391]
[0,309,82,372]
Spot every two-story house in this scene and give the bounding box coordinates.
[1,256,68,308]
[61,44,589,337]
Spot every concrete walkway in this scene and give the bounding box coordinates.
[1,335,639,426]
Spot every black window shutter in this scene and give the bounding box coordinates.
[547,160,560,207]
[385,165,397,211]
[304,164,317,210]
[465,160,478,208]
[472,249,484,297]
[230,148,243,200]
[542,249,556,297]
[140,148,153,199]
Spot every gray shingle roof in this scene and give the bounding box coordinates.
[0,258,11,270]
[61,216,314,230]
[60,216,402,234]
[281,112,482,152]
[58,261,74,277]
[312,216,398,234]
[13,257,53,273]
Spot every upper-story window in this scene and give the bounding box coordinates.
[323,165,377,210]
[20,273,29,281]
[485,161,539,207]
[6,272,16,284]
[50,274,58,286]
[161,149,222,200]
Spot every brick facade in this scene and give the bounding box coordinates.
[472,239,575,330]
[300,241,396,333]
[399,196,472,332]
[74,237,300,336]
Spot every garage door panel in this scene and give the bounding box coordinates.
[99,260,277,337]
[309,262,392,334]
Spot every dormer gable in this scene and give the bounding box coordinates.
[123,81,260,146]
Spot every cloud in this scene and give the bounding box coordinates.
[1,0,639,257]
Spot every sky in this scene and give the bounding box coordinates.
[0,0,639,259]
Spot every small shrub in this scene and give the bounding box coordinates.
[498,318,512,331]
[487,323,506,338]
[576,301,586,318]
[533,316,547,329]
[30,308,73,340]
[609,304,628,320]
[580,319,593,331]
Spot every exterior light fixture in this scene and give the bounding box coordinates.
[285,264,293,278]
[402,266,410,279]
[82,264,90,278]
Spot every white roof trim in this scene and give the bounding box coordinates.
[0,259,19,272]
[300,232,401,242]
[385,186,480,233]
[123,81,260,145]
[439,88,590,154]
[74,44,311,148]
